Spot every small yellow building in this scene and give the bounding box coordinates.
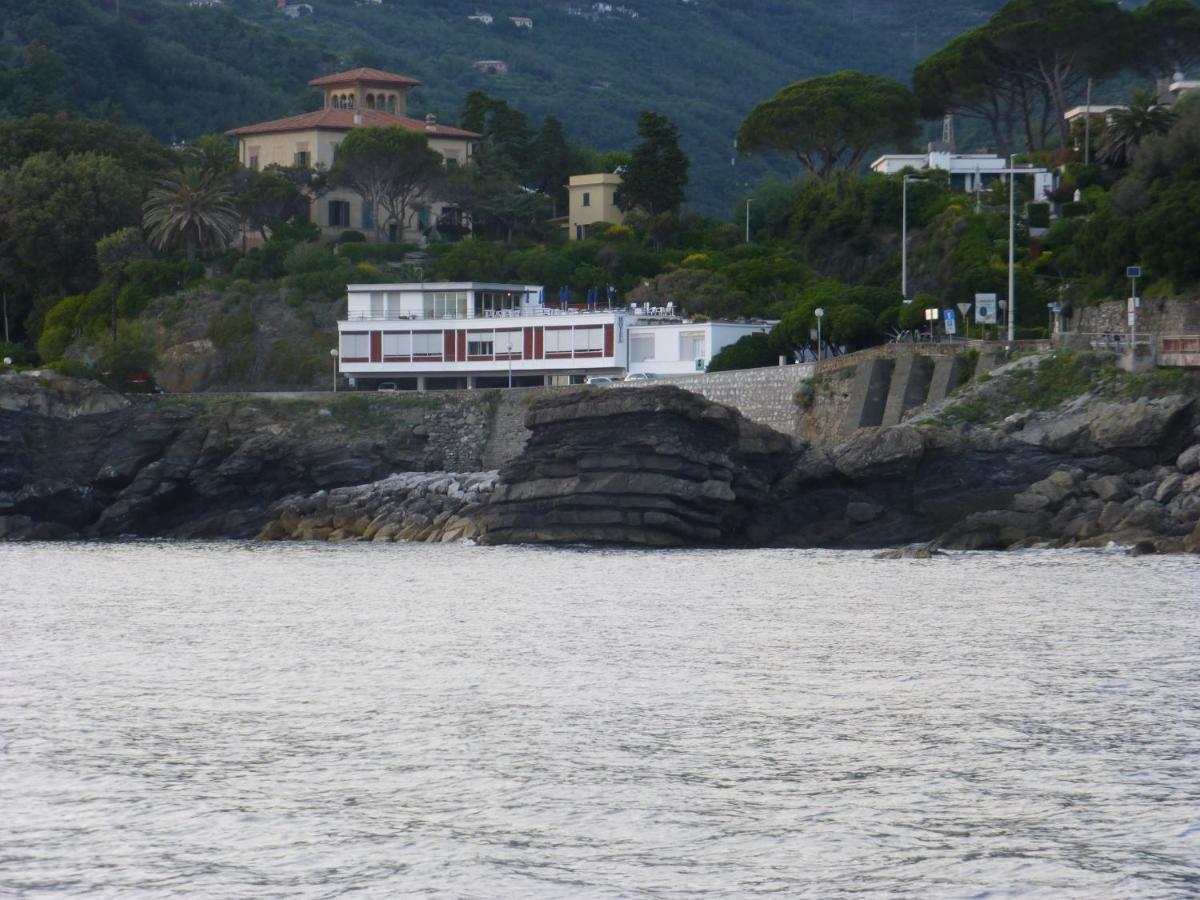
[567,173,625,241]
[226,68,480,242]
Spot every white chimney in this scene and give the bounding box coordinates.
[425,113,437,132]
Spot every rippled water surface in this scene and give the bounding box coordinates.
[1,542,1198,898]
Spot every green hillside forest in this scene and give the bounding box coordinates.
[1,0,1008,214]
[3,0,1199,388]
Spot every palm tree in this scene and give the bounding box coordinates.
[142,167,238,261]
[1098,91,1178,168]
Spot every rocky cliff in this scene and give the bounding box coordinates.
[0,373,476,540]
[5,368,1200,553]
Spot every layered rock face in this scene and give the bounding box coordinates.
[0,373,440,541]
[480,386,794,546]
[4,372,1199,553]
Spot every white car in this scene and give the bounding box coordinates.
[585,376,615,385]
[623,372,658,382]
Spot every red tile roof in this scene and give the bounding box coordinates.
[308,68,422,88]
[225,107,479,139]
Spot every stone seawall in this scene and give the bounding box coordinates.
[1073,298,1200,335]
[617,364,815,437]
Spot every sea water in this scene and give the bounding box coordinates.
[1,542,1197,897]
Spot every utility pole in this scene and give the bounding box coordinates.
[745,198,753,244]
[1008,155,1017,343]
[1084,78,1093,165]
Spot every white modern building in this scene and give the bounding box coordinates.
[871,150,1055,199]
[336,282,769,389]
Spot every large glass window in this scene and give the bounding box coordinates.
[412,332,442,356]
[630,335,655,362]
[382,333,411,356]
[476,290,522,316]
[340,332,369,358]
[467,330,494,356]
[423,291,468,319]
[370,292,385,319]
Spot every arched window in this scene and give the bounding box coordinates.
[347,94,355,109]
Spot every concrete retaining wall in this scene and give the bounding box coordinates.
[619,364,815,436]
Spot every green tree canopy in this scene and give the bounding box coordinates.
[233,166,311,240]
[915,0,1131,153]
[738,71,919,180]
[142,167,238,261]
[1134,0,1200,76]
[329,126,445,242]
[706,332,777,373]
[95,227,151,338]
[619,111,690,215]
[1099,91,1178,168]
[0,150,143,336]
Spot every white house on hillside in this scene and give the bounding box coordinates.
[871,150,1056,201]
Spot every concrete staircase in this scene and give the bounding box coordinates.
[837,347,994,436]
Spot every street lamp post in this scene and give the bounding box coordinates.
[814,307,825,361]
[1008,154,1017,343]
[745,198,753,244]
[902,175,925,302]
[330,347,339,392]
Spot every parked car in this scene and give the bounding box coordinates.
[585,376,614,385]
[377,382,398,392]
[623,372,658,382]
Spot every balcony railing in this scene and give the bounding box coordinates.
[342,305,686,323]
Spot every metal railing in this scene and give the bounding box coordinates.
[342,305,685,322]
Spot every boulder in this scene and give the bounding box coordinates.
[832,427,925,480]
[937,509,1050,551]
[1176,444,1200,475]
[1085,474,1131,503]
[1089,396,1193,451]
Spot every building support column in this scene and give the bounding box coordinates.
[417,376,427,393]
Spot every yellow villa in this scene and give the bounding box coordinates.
[226,68,480,242]
[566,173,626,240]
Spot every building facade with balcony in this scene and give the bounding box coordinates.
[336,282,770,389]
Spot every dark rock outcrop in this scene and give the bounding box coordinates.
[4,372,1199,554]
[480,386,793,546]
[0,373,440,540]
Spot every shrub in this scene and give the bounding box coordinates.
[335,242,419,263]
[0,341,34,365]
[1027,202,1051,229]
[205,311,256,348]
[706,332,776,372]
[283,242,340,276]
[97,323,159,386]
[338,230,367,243]
[52,357,96,379]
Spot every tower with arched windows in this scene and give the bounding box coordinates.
[226,68,479,243]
